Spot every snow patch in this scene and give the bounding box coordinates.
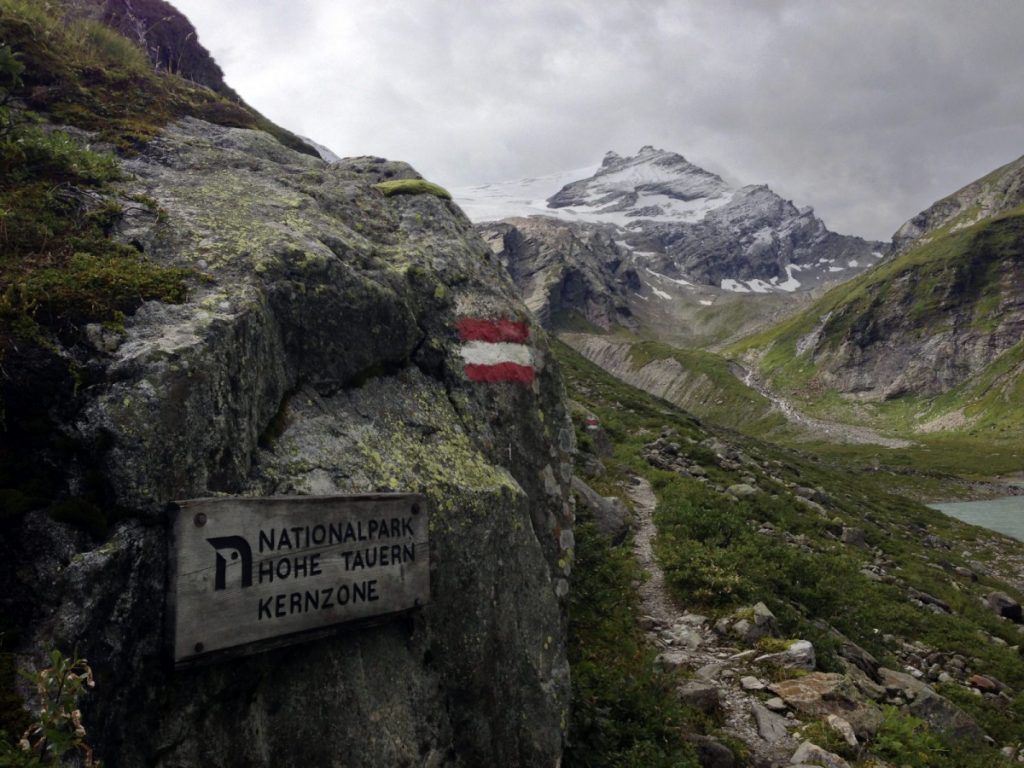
[721,279,751,293]
[651,287,672,300]
[699,299,714,306]
[645,268,692,287]
[773,264,803,291]
[872,251,885,259]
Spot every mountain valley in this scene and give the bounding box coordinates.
[0,2,1022,768]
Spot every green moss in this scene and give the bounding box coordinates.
[374,179,452,200]
[0,126,193,345]
[356,413,519,518]
[756,637,794,653]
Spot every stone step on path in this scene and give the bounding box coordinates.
[627,475,800,765]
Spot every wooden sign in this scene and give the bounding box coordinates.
[168,494,429,665]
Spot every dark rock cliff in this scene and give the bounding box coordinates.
[68,0,235,95]
[479,217,639,330]
[2,116,575,768]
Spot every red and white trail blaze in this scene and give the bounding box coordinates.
[458,318,535,384]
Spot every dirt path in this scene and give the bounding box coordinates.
[628,476,678,624]
[627,477,798,763]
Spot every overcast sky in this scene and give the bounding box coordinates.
[171,1,1024,240]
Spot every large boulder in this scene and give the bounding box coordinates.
[878,668,986,742]
[769,672,881,740]
[571,476,630,543]
[755,639,816,671]
[1,119,575,767]
[986,591,1023,623]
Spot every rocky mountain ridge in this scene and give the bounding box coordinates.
[737,153,1024,434]
[457,147,884,333]
[891,154,1024,255]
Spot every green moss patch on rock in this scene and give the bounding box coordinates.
[374,178,452,200]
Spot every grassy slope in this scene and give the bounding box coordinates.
[558,339,1024,766]
[724,202,1024,466]
[1,0,316,155]
[568,332,1015,498]
[625,339,789,437]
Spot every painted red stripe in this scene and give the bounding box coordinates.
[458,318,529,344]
[464,363,535,384]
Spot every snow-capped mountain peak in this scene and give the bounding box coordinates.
[455,147,884,308]
[454,146,734,227]
[546,146,733,223]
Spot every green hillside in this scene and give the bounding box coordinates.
[559,339,1024,767]
[725,193,1024,468]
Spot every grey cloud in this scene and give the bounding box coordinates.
[172,0,1024,240]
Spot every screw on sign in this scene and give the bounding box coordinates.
[457,318,535,384]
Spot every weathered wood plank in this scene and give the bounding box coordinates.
[168,494,429,665]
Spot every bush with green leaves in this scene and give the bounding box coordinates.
[0,649,102,767]
[871,706,948,767]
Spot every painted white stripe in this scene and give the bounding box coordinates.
[459,341,534,367]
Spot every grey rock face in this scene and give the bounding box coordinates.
[790,740,851,768]
[878,668,986,742]
[478,217,638,330]
[678,680,723,716]
[986,591,1023,623]
[751,700,789,742]
[2,118,574,767]
[755,640,816,671]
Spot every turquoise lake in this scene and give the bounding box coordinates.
[930,494,1024,542]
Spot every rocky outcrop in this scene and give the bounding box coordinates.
[562,335,717,413]
[478,217,638,330]
[644,183,882,288]
[891,154,1024,255]
[71,0,235,95]
[0,118,575,767]
[572,476,630,544]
